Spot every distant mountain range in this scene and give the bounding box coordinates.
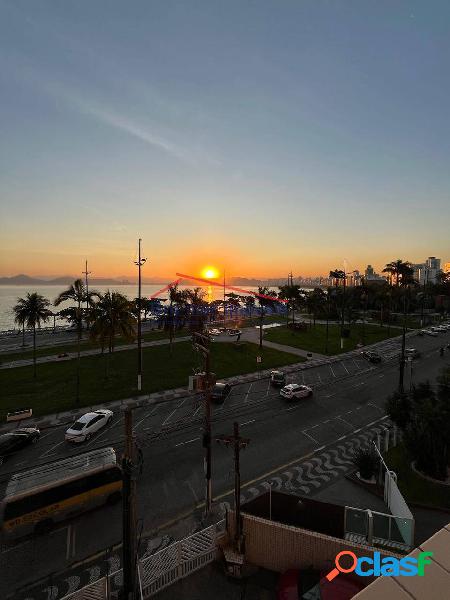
[0,274,136,286]
[0,274,326,287]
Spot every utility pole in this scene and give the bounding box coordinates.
[122,407,137,600]
[216,422,250,554]
[192,332,213,516]
[134,239,147,392]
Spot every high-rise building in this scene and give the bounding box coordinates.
[444,262,450,274]
[413,257,442,284]
[364,265,385,283]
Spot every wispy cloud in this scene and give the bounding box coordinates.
[45,82,220,166]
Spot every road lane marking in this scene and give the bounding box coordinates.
[240,419,255,427]
[329,364,336,378]
[133,405,161,430]
[244,383,253,403]
[185,480,199,503]
[336,416,353,427]
[175,437,199,447]
[302,430,319,443]
[40,440,66,457]
[341,362,350,375]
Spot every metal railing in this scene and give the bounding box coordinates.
[59,520,225,600]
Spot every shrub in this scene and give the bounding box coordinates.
[352,447,379,480]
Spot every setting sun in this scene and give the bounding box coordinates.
[201,266,219,279]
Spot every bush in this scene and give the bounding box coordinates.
[352,447,379,480]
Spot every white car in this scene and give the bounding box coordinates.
[65,409,113,443]
[208,328,222,336]
[280,384,313,400]
[424,329,438,336]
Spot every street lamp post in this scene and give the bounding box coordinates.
[134,239,147,392]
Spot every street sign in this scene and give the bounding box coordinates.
[256,356,262,363]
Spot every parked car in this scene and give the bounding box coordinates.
[424,329,438,336]
[360,350,382,363]
[430,327,444,333]
[0,428,40,464]
[65,409,113,443]
[277,568,365,600]
[57,352,70,358]
[270,370,287,387]
[211,383,231,404]
[208,328,221,336]
[405,348,419,359]
[280,384,313,400]
[227,328,242,336]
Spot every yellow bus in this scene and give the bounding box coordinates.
[0,447,122,537]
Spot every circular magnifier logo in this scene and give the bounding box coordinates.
[326,551,358,581]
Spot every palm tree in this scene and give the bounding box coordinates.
[184,287,207,332]
[244,295,255,319]
[90,291,136,352]
[257,287,277,348]
[13,302,27,348]
[55,279,97,403]
[382,260,414,287]
[13,293,51,377]
[90,291,136,378]
[165,284,185,355]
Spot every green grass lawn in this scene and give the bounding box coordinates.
[0,329,187,363]
[384,445,450,509]
[0,341,301,419]
[264,323,400,355]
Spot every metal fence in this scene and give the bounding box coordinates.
[344,506,414,552]
[59,520,225,600]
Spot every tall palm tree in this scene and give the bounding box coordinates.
[90,291,136,352]
[13,293,51,377]
[13,302,27,347]
[382,260,414,287]
[55,279,99,402]
[55,279,85,403]
[166,284,185,355]
[90,291,136,379]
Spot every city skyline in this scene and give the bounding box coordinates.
[1,1,450,278]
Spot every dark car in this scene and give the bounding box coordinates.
[211,383,231,404]
[0,428,40,464]
[277,568,365,600]
[270,370,286,387]
[360,350,382,363]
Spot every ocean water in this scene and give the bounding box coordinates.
[0,284,266,331]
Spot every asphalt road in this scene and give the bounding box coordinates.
[1,329,449,599]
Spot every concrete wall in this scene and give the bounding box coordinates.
[228,511,400,574]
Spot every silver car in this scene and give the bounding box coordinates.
[280,384,313,400]
[65,409,113,443]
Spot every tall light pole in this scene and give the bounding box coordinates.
[134,239,147,392]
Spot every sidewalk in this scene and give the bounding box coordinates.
[0,335,191,370]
